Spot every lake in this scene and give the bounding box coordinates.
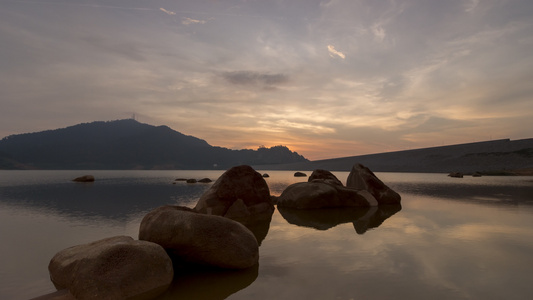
[1,170,533,299]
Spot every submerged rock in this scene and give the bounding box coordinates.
[346,164,401,205]
[194,165,274,223]
[308,169,343,186]
[139,205,259,269]
[448,172,464,178]
[72,175,94,182]
[48,236,173,300]
[198,178,212,183]
[294,172,307,177]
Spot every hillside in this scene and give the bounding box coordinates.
[0,119,308,170]
[254,138,533,174]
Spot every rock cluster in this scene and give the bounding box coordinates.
[277,166,400,209]
[45,163,400,299]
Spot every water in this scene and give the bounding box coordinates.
[1,170,533,299]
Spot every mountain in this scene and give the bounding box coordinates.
[254,138,533,174]
[0,119,308,170]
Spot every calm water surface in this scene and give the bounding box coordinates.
[1,170,533,299]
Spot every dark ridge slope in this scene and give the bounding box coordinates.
[0,119,307,170]
[255,138,533,173]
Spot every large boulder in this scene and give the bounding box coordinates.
[48,236,173,300]
[346,164,401,205]
[194,165,274,222]
[277,181,377,209]
[139,205,259,269]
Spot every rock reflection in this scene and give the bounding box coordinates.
[240,213,273,246]
[277,205,401,234]
[156,264,259,300]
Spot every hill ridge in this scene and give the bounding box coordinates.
[0,119,307,170]
[254,138,533,174]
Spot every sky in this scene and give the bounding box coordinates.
[1,0,533,160]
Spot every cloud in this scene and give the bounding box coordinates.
[182,17,207,25]
[372,24,386,42]
[327,45,346,59]
[221,71,289,87]
[159,8,176,15]
[464,0,480,12]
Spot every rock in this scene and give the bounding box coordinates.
[194,165,274,223]
[294,172,307,177]
[175,178,187,181]
[262,173,270,178]
[139,205,259,269]
[198,178,212,183]
[72,175,94,182]
[48,236,173,300]
[308,169,343,186]
[277,181,377,209]
[346,164,401,205]
[448,172,464,178]
[186,178,197,183]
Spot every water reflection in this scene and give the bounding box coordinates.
[156,264,259,300]
[3,171,533,300]
[277,205,401,234]
[0,181,210,221]
[390,180,533,206]
[241,215,273,246]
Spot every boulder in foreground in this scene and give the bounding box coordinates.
[48,236,173,300]
[139,205,259,269]
[194,165,274,223]
[346,164,401,205]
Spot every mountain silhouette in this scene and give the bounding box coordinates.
[0,119,308,170]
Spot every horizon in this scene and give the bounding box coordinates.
[2,118,530,162]
[1,0,533,161]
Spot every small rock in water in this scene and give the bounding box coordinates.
[72,175,95,182]
[294,172,307,177]
[448,172,464,178]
